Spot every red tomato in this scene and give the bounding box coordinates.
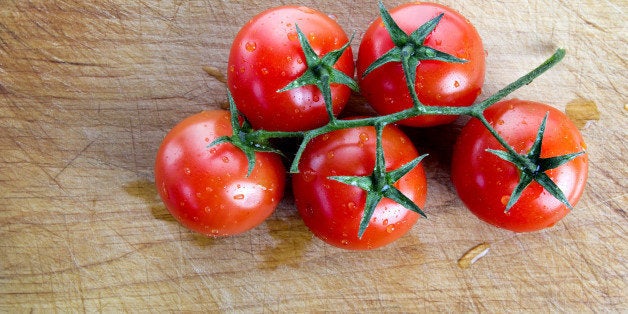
[292,123,427,250]
[154,111,286,237]
[227,6,354,132]
[451,99,588,232]
[357,2,485,127]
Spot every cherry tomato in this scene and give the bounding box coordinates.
[357,2,485,127]
[292,122,427,250]
[227,5,354,132]
[451,99,588,232]
[154,111,286,237]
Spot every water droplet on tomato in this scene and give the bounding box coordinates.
[161,182,169,199]
[302,170,316,182]
[222,156,229,163]
[347,202,357,210]
[204,206,211,213]
[326,151,335,159]
[261,68,269,75]
[382,219,389,226]
[341,239,349,245]
[287,32,298,41]
[454,81,460,88]
[312,95,320,102]
[233,194,245,200]
[209,148,217,154]
[359,132,369,143]
[184,167,191,175]
[245,41,256,52]
[305,205,314,216]
[501,195,510,206]
[386,224,396,233]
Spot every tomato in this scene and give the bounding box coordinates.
[451,99,588,232]
[292,122,427,250]
[357,2,485,127]
[154,111,286,237]
[227,5,354,132]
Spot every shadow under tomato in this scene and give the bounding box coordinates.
[123,179,173,222]
[124,179,219,247]
[399,116,466,174]
[258,194,314,270]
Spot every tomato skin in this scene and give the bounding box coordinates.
[357,2,485,127]
[154,111,286,237]
[292,123,427,250]
[227,6,354,132]
[451,100,588,232]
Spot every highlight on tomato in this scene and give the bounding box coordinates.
[451,99,588,232]
[227,5,355,132]
[357,2,486,127]
[154,110,286,237]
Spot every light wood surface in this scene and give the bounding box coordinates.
[1,0,626,312]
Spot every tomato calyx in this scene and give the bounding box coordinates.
[277,24,359,123]
[210,93,291,176]
[362,1,467,109]
[484,113,586,212]
[328,123,428,238]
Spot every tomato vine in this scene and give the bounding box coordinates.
[213,1,584,238]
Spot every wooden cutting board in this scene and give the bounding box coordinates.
[1,0,625,312]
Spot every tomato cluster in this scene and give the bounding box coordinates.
[154,2,588,250]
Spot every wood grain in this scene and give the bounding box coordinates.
[1,0,626,312]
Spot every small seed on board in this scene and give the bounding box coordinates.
[458,242,490,269]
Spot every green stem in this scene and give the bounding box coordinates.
[473,48,566,114]
[282,48,566,173]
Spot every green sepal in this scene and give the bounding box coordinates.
[363,1,467,81]
[276,24,358,124]
[382,185,426,218]
[388,154,428,183]
[362,1,467,109]
[276,24,358,93]
[359,192,384,239]
[328,175,374,191]
[207,92,287,177]
[486,112,585,212]
[328,124,427,239]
